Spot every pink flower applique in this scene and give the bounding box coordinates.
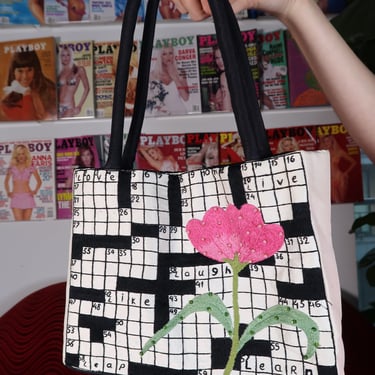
[186,203,284,265]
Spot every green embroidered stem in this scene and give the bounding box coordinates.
[224,256,248,375]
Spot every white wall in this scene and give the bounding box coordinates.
[0,204,357,316]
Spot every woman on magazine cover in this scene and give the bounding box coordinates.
[318,134,357,203]
[1,50,57,121]
[56,0,86,22]
[159,0,182,19]
[212,45,232,112]
[4,144,42,221]
[65,145,97,189]
[147,44,189,116]
[276,136,300,154]
[58,45,90,118]
[186,141,219,170]
[220,132,245,164]
[75,145,96,168]
[137,146,180,172]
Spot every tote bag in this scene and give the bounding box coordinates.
[63,0,345,374]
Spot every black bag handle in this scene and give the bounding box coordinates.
[105,0,271,170]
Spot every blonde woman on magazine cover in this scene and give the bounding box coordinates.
[171,0,375,164]
[58,45,90,118]
[147,44,189,116]
[138,146,180,172]
[4,144,42,221]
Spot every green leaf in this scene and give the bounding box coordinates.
[349,212,375,233]
[140,292,232,355]
[238,305,320,359]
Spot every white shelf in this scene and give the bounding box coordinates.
[0,106,340,141]
[0,16,285,41]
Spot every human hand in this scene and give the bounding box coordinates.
[171,0,300,21]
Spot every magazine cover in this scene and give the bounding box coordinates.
[57,40,95,119]
[258,29,290,110]
[286,31,329,107]
[317,123,363,204]
[115,0,144,21]
[0,37,58,122]
[185,132,219,171]
[135,133,186,172]
[219,131,245,165]
[197,29,259,113]
[267,125,318,154]
[0,139,55,221]
[94,40,138,118]
[0,0,44,25]
[143,0,189,20]
[55,135,101,219]
[44,0,90,24]
[90,0,116,22]
[145,34,201,117]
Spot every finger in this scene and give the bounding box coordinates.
[230,0,252,15]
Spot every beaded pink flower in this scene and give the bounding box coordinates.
[186,204,284,264]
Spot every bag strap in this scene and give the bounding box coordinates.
[105,0,271,170]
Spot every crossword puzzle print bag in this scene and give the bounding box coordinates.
[63,1,344,374]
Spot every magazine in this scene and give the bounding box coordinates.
[286,31,329,107]
[135,133,186,172]
[143,0,189,20]
[185,132,219,171]
[219,131,245,165]
[0,36,58,122]
[266,125,318,154]
[44,0,90,24]
[0,139,56,221]
[258,29,290,110]
[55,135,101,219]
[90,0,116,22]
[115,0,144,21]
[0,0,43,25]
[57,40,95,119]
[197,29,259,113]
[94,40,139,118]
[317,123,363,204]
[145,34,201,117]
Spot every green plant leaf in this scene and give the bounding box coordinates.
[349,212,375,233]
[140,292,233,355]
[238,305,319,359]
